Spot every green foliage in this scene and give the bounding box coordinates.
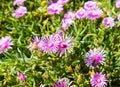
[0,0,120,87]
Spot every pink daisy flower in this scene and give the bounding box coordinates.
[90,72,108,87]
[116,0,120,8]
[85,48,107,68]
[13,0,26,6]
[0,36,13,54]
[57,0,69,5]
[38,35,58,54]
[53,78,73,87]
[18,73,27,82]
[84,1,97,10]
[12,6,27,18]
[57,35,74,57]
[75,8,87,19]
[102,17,115,28]
[87,8,103,20]
[47,3,63,14]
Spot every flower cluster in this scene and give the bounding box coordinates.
[53,78,73,87]
[62,1,103,31]
[0,36,13,54]
[76,1,103,20]
[12,0,27,18]
[29,30,75,57]
[48,0,69,14]
[62,12,75,30]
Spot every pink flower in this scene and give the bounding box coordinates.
[57,0,69,5]
[90,72,108,87]
[116,0,120,8]
[57,35,74,57]
[75,8,87,19]
[38,35,58,54]
[85,48,107,68]
[12,6,27,18]
[53,78,73,87]
[102,17,115,28]
[18,73,27,82]
[62,23,69,30]
[64,12,75,19]
[117,14,120,21]
[84,1,97,10]
[61,12,75,30]
[13,0,26,6]
[0,36,13,54]
[87,9,103,20]
[47,3,63,14]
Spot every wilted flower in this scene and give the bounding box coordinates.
[47,3,63,14]
[13,0,26,6]
[57,35,74,57]
[117,14,120,21]
[28,36,40,51]
[90,72,108,87]
[84,1,97,10]
[12,6,27,18]
[18,73,27,82]
[85,48,107,68]
[87,8,103,20]
[57,0,69,5]
[0,36,13,54]
[53,78,73,87]
[75,8,87,19]
[102,17,115,28]
[116,0,120,8]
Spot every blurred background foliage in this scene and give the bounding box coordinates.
[0,0,120,87]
